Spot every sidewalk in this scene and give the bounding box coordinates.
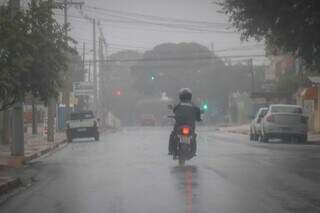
[0,125,117,197]
[0,131,66,197]
[0,132,66,167]
[218,124,250,135]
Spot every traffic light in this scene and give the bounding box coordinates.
[201,100,209,112]
[203,103,208,111]
[115,90,122,96]
[150,75,155,81]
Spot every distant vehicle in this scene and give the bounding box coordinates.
[66,111,99,142]
[141,114,156,126]
[250,107,268,141]
[260,104,308,143]
[160,115,173,126]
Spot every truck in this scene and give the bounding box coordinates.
[66,111,99,142]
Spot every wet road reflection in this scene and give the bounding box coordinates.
[1,127,320,213]
[171,165,198,213]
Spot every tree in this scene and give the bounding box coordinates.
[131,42,232,111]
[25,0,73,102]
[275,72,299,93]
[0,5,32,111]
[0,0,73,111]
[106,50,143,125]
[218,0,320,70]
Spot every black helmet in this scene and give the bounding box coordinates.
[179,88,192,102]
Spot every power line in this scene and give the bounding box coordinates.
[214,44,265,52]
[75,38,264,53]
[80,54,266,64]
[71,32,150,49]
[83,5,230,28]
[58,12,264,57]
[54,11,236,34]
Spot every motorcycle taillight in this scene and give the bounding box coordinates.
[182,127,190,136]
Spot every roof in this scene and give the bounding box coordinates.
[308,76,320,84]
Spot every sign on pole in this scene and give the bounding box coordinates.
[73,82,94,97]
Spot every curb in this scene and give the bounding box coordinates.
[0,139,67,168]
[0,177,21,196]
[227,130,249,135]
[24,139,67,163]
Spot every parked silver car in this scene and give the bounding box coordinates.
[260,104,308,142]
[250,107,268,141]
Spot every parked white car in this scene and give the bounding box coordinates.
[250,107,268,141]
[260,104,308,142]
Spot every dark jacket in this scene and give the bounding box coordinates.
[173,101,201,129]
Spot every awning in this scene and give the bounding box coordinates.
[309,76,320,85]
[301,87,317,100]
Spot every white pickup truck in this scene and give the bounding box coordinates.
[66,111,99,142]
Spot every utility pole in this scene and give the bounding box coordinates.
[78,13,100,113]
[210,42,214,52]
[97,21,108,125]
[88,60,91,82]
[9,0,24,156]
[248,58,255,93]
[48,1,58,141]
[98,37,103,105]
[54,0,84,137]
[98,37,103,121]
[2,110,10,144]
[60,0,84,112]
[93,18,98,112]
[98,36,107,115]
[297,57,304,88]
[61,0,70,109]
[82,42,85,71]
[12,101,24,155]
[47,98,55,142]
[31,96,37,135]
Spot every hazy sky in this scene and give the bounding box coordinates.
[5,0,267,64]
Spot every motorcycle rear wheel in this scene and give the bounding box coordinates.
[179,158,185,166]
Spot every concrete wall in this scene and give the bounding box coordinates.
[229,92,252,124]
[106,112,121,129]
[297,87,319,133]
[315,87,320,133]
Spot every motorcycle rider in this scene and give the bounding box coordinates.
[168,88,202,157]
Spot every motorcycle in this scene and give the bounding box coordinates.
[168,116,197,166]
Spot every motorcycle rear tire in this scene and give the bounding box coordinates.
[179,158,185,166]
[178,144,189,166]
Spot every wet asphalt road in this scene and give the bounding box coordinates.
[1,127,320,213]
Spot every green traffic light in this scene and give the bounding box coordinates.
[151,76,155,80]
[203,104,208,110]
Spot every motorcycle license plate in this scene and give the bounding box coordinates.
[179,136,191,144]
